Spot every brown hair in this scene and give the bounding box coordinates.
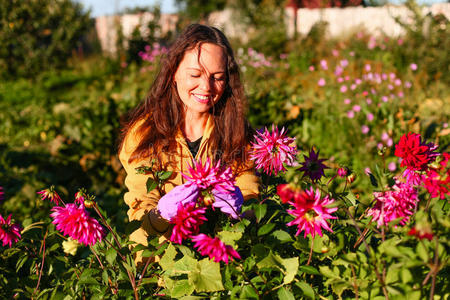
[119,24,253,169]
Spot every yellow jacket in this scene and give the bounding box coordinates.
[119,115,260,254]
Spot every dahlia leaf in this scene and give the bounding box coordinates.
[277,287,296,300]
[272,230,294,243]
[217,231,242,248]
[295,282,315,299]
[157,171,173,181]
[299,265,320,275]
[146,178,158,193]
[159,243,177,271]
[257,223,276,236]
[190,258,224,292]
[253,203,267,222]
[105,247,117,265]
[170,279,195,298]
[282,257,299,284]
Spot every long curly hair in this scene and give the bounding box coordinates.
[119,24,253,170]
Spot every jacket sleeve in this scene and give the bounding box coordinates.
[118,128,170,238]
[234,161,260,201]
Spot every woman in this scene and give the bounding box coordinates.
[119,24,259,263]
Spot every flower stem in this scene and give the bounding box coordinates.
[307,237,314,265]
[33,229,48,296]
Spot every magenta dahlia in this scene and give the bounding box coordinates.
[298,148,329,182]
[286,187,337,238]
[170,202,207,244]
[423,153,450,199]
[394,133,439,171]
[367,180,418,227]
[249,125,297,176]
[0,214,22,247]
[51,203,104,246]
[182,158,235,194]
[37,186,62,205]
[191,234,241,264]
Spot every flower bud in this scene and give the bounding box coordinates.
[84,199,94,208]
[202,193,215,206]
[377,147,387,156]
[346,173,356,184]
[337,167,348,178]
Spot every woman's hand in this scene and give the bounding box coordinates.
[212,187,244,219]
[157,183,199,221]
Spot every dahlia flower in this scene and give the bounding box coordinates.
[51,203,104,246]
[191,234,241,264]
[157,183,199,221]
[37,186,62,205]
[74,189,86,205]
[286,187,337,238]
[394,133,439,171]
[182,159,235,193]
[408,226,433,241]
[170,202,207,244]
[423,153,450,199]
[298,148,329,182]
[367,180,418,228]
[249,125,297,176]
[0,214,22,247]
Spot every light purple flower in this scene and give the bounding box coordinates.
[381,96,389,102]
[318,78,326,86]
[337,77,344,83]
[340,59,349,67]
[394,79,402,86]
[352,105,361,112]
[365,64,371,72]
[351,84,357,90]
[410,63,417,71]
[387,138,393,147]
[335,66,343,76]
[398,91,404,98]
[347,111,355,118]
[349,51,355,56]
[344,98,351,105]
[340,85,348,93]
[381,132,389,141]
[388,84,394,90]
[367,113,374,122]
[366,98,372,105]
[361,125,370,134]
[320,60,328,70]
[404,81,412,89]
[388,162,396,171]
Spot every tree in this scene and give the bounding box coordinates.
[0,0,91,78]
[175,0,227,21]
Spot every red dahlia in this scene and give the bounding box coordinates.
[394,133,438,171]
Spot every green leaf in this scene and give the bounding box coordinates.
[16,255,28,272]
[146,178,158,193]
[277,287,295,300]
[240,285,259,299]
[217,231,242,248]
[299,265,320,275]
[170,279,195,298]
[319,266,339,279]
[416,242,428,262]
[189,258,224,292]
[281,257,299,284]
[369,173,379,187]
[173,255,198,274]
[254,204,267,222]
[158,171,173,181]
[257,252,284,270]
[272,230,294,243]
[159,243,177,271]
[295,281,315,299]
[257,223,276,236]
[105,247,117,265]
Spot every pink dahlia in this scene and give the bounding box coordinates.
[182,158,235,194]
[191,234,241,264]
[74,189,86,205]
[423,153,450,199]
[170,202,207,244]
[249,125,297,176]
[394,133,439,171]
[51,203,104,246]
[367,180,418,227]
[298,148,329,182]
[37,186,62,205]
[0,214,22,247]
[286,187,337,238]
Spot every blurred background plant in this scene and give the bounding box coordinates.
[0,0,448,298]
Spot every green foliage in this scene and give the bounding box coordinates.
[0,0,91,78]
[175,0,227,21]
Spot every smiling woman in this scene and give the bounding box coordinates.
[118,24,260,264]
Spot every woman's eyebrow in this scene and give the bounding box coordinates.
[186,67,225,74]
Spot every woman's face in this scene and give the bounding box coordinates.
[174,43,227,116]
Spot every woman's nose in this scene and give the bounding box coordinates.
[199,75,213,92]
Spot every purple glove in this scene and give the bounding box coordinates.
[212,186,243,219]
[157,183,199,221]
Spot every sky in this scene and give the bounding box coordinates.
[76,0,177,17]
[77,0,445,17]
